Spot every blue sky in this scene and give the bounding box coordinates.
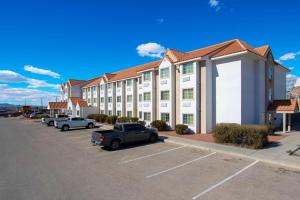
[0,0,300,105]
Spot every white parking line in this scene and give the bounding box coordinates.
[192,160,259,200]
[119,145,186,164]
[146,152,216,178]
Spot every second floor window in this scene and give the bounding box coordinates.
[182,63,193,74]
[108,97,112,103]
[100,97,104,103]
[161,90,170,101]
[127,95,133,102]
[160,68,170,79]
[144,72,151,81]
[182,88,194,100]
[117,96,121,102]
[144,92,151,101]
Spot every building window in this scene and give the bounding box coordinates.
[139,94,143,102]
[100,97,104,103]
[183,114,193,125]
[88,88,91,92]
[108,111,112,116]
[107,83,112,89]
[268,66,273,80]
[117,81,121,88]
[160,68,170,79]
[127,111,132,117]
[161,90,170,101]
[138,77,142,84]
[161,113,170,122]
[93,86,96,92]
[127,79,132,86]
[144,112,151,121]
[87,99,91,103]
[100,110,104,114]
[108,97,112,103]
[93,98,96,103]
[117,96,121,102]
[100,84,105,90]
[77,110,80,116]
[144,92,151,101]
[127,95,133,102]
[144,71,151,81]
[182,88,194,100]
[117,111,122,116]
[139,111,143,119]
[182,63,193,74]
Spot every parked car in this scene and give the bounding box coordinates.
[91,123,159,150]
[54,117,96,131]
[42,114,69,126]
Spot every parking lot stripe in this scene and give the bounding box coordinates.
[191,160,259,200]
[119,145,186,164]
[146,152,216,178]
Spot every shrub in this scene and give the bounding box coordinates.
[150,120,167,131]
[117,116,130,123]
[214,123,269,149]
[130,117,139,122]
[137,120,146,126]
[106,115,118,124]
[98,114,108,123]
[175,124,188,135]
[267,124,275,135]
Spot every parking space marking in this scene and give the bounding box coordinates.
[146,152,216,178]
[119,145,186,164]
[191,160,259,200]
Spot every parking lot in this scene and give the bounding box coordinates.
[1,117,300,200]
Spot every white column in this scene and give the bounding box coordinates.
[282,113,286,133]
[288,113,291,132]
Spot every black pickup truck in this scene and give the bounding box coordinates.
[91,123,159,150]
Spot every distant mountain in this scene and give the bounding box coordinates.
[0,103,22,108]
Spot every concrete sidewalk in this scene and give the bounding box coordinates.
[160,132,300,170]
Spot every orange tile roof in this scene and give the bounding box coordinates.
[68,79,86,86]
[255,45,270,57]
[48,102,67,109]
[82,76,103,88]
[77,100,88,107]
[69,97,88,107]
[268,99,299,112]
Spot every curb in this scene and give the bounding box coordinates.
[162,137,300,171]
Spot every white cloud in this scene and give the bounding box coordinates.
[0,85,60,105]
[136,42,166,58]
[156,18,164,24]
[279,51,300,61]
[24,65,60,79]
[0,70,60,89]
[209,0,221,11]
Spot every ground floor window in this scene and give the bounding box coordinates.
[127,111,132,117]
[117,111,122,116]
[93,98,97,103]
[183,114,193,125]
[161,113,170,122]
[144,112,151,121]
[108,110,112,116]
[139,111,143,119]
[76,110,80,116]
[100,110,104,114]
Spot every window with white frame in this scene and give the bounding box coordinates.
[108,111,112,116]
[108,97,112,103]
[117,111,122,116]
[143,92,151,101]
[161,90,170,101]
[117,96,121,102]
[100,84,105,90]
[116,81,121,88]
[127,95,132,102]
[161,113,170,122]
[138,77,142,84]
[127,79,132,86]
[127,111,132,117]
[139,94,143,102]
[143,71,151,81]
[182,88,194,100]
[100,110,104,114]
[160,68,170,79]
[100,97,104,103]
[93,86,96,92]
[183,114,193,125]
[182,63,193,74]
[144,112,151,121]
[77,110,80,116]
[107,83,112,89]
[139,111,143,119]
[87,99,91,103]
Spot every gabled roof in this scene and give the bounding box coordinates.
[48,102,67,109]
[274,61,291,72]
[165,48,187,62]
[69,97,88,107]
[68,79,86,87]
[255,45,270,57]
[76,100,88,107]
[82,76,103,88]
[268,99,299,112]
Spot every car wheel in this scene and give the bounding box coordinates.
[87,123,94,129]
[110,140,120,150]
[62,125,69,131]
[48,121,54,126]
[149,134,158,143]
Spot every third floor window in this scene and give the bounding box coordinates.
[144,72,151,81]
[144,92,151,101]
[160,68,170,79]
[182,63,193,74]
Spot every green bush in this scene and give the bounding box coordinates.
[267,124,275,135]
[117,116,130,123]
[175,124,188,134]
[130,117,139,122]
[87,114,108,123]
[106,115,118,124]
[137,120,146,126]
[214,123,269,149]
[150,120,167,131]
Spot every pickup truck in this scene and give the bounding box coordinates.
[54,117,96,131]
[91,123,159,150]
[42,114,69,126]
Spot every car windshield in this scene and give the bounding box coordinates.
[114,124,122,131]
